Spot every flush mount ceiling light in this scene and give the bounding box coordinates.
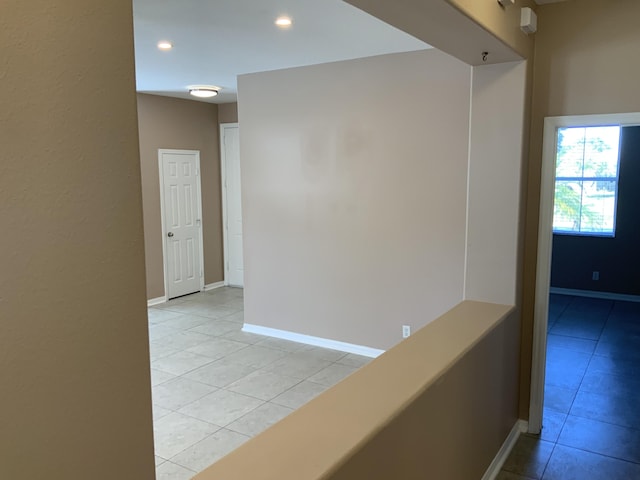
[157,41,173,50]
[188,85,220,98]
[275,16,293,28]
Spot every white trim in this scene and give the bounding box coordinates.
[220,123,241,287]
[529,116,556,434]
[158,149,206,300]
[158,151,169,300]
[481,420,528,480]
[147,296,167,307]
[242,324,385,358]
[204,281,226,292]
[462,66,474,299]
[530,112,640,434]
[550,287,640,303]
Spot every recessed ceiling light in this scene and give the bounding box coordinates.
[157,41,173,50]
[275,16,293,28]
[188,85,220,98]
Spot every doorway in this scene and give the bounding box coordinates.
[220,123,244,287]
[158,149,205,299]
[530,112,640,433]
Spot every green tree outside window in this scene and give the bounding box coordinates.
[553,126,620,235]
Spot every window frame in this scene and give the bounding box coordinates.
[551,125,622,238]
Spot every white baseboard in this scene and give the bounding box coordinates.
[550,287,640,303]
[204,281,225,292]
[147,296,166,307]
[481,419,528,480]
[149,282,224,306]
[242,324,385,358]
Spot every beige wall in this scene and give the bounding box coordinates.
[520,0,640,417]
[195,301,520,480]
[137,93,224,299]
[448,0,536,59]
[218,102,239,124]
[465,60,528,305]
[346,0,531,65]
[329,306,520,480]
[348,0,535,419]
[0,1,540,478]
[238,49,471,351]
[1,2,155,478]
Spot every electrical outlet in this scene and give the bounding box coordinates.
[402,325,411,338]
[592,271,600,281]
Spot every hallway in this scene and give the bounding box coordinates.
[499,295,640,479]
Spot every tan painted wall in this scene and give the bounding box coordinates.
[448,0,536,59]
[218,102,239,124]
[0,2,155,478]
[238,50,471,350]
[347,0,536,419]
[330,306,520,480]
[195,301,520,480]
[137,94,224,299]
[346,0,524,65]
[520,0,640,417]
[466,60,528,305]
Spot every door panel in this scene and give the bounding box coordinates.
[161,150,203,299]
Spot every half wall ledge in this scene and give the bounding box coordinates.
[194,300,521,480]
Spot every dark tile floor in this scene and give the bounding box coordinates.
[498,294,640,480]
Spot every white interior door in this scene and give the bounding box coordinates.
[221,124,244,287]
[160,149,204,299]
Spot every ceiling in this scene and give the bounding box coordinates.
[133,0,430,104]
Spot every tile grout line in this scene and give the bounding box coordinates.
[147,289,372,477]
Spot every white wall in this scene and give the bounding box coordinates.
[464,61,527,305]
[238,50,472,350]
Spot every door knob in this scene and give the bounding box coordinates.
[167,232,174,237]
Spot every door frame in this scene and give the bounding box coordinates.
[158,148,205,301]
[529,111,640,433]
[220,122,241,287]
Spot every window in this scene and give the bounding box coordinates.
[552,126,621,236]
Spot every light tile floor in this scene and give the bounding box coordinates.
[149,287,372,480]
[498,295,640,479]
